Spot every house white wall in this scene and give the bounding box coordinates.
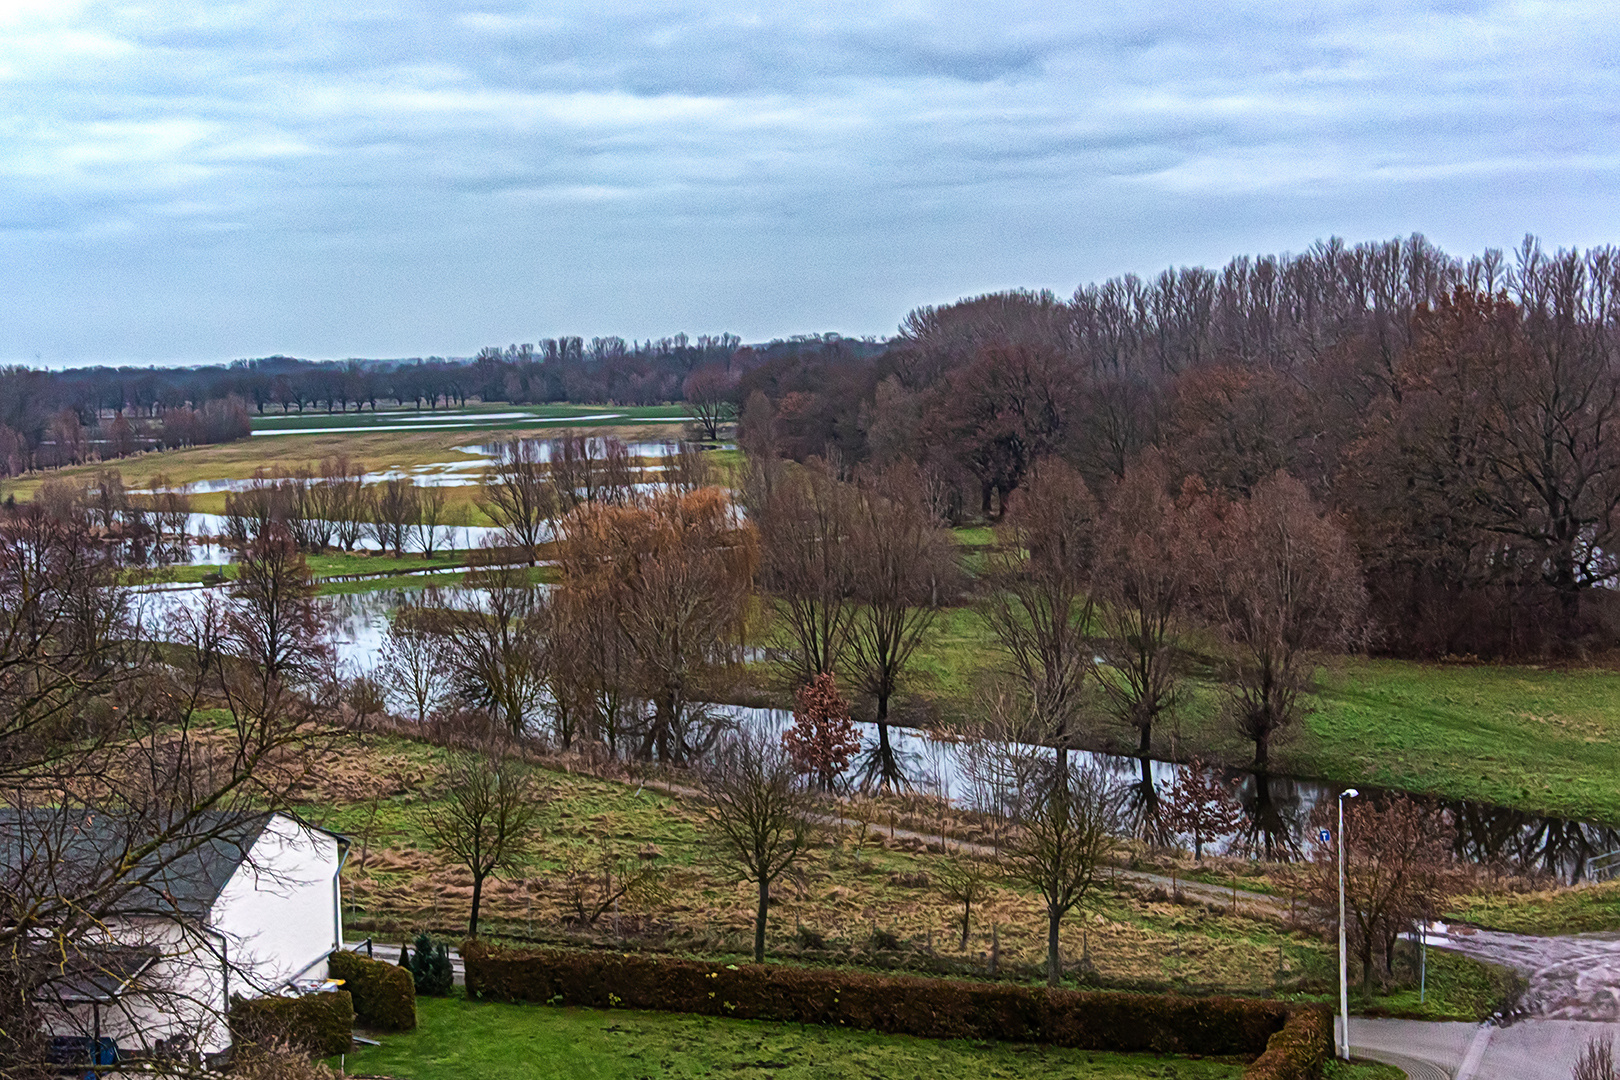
[38,814,345,1062]
[213,814,344,996]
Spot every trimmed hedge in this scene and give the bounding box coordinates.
[230,990,354,1058]
[462,942,1289,1056]
[1243,1007,1330,1080]
[329,950,417,1032]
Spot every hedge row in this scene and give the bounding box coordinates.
[462,942,1290,1057]
[230,990,354,1059]
[328,950,417,1032]
[1243,1008,1331,1080]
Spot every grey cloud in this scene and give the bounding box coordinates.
[0,1,1617,362]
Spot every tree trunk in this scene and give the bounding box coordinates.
[469,873,484,937]
[1253,727,1270,772]
[1046,907,1062,987]
[754,878,769,963]
[875,694,903,789]
[959,902,971,950]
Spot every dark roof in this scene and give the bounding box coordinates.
[0,810,276,920]
[47,946,161,1004]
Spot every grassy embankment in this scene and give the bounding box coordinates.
[1448,878,1620,935]
[301,728,1503,1018]
[132,549,559,596]
[335,994,1252,1080]
[795,595,1620,828]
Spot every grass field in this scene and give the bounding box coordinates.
[302,727,1513,1017]
[335,994,1249,1080]
[1448,879,1620,934]
[308,730,1323,997]
[253,402,691,435]
[1,404,692,507]
[837,601,1620,826]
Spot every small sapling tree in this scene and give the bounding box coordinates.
[935,854,995,950]
[702,729,816,963]
[1165,759,1242,862]
[782,672,862,791]
[1003,762,1117,986]
[420,749,545,936]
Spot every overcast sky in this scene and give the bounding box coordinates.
[3,1,1618,365]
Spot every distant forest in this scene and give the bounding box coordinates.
[8,232,1620,659]
[0,332,883,470]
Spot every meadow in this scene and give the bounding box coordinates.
[299,727,1507,1019]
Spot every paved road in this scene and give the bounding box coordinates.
[1353,1017,1620,1080]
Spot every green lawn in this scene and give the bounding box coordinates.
[336,995,1247,1080]
[881,601,1620,825]
[1448,878,1620,934]
[1297,660,1620,825]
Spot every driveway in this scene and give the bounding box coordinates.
[1353,1017,1620,1080]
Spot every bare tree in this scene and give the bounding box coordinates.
[420,749,546,936]
[410,483,454,558]
[701,729,816,964]
[1575,1038,1616,1080]
[846,463,958,788]
[226,525,330,686]
[754,460,859,688]
[1002,761,1117,987]
[369,477,420,557]
[378,597,452,724]
[481,439,556,565]
[1300,795,1460,992]
[935,854,995,950]
[427,563,549,736]
[684,364,739,441]
[1200,472,1367,770]
[561,845,667,928]
[983,459,1098,761]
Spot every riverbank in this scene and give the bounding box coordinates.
[743,617,1620,828]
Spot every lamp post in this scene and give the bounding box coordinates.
[1337,787,1359,1061]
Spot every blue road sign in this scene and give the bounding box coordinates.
[1319,829,1332,844]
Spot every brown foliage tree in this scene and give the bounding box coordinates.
[782,672,861,791]
[1093,456,1198,758]
[1164,759,1241,861]
[926,344,1075,518]
[557,487,757,762]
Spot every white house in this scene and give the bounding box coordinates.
[3,810,348,1066]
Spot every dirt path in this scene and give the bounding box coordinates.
[634,777,1291,921]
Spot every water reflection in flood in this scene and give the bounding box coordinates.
[124,580,1620,882]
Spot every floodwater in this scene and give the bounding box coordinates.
[124,575,1620,881]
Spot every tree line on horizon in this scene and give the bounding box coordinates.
[738,233,1620,660]
[0,333,879,477]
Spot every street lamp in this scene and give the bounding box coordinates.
[1337,787,1359,1061]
